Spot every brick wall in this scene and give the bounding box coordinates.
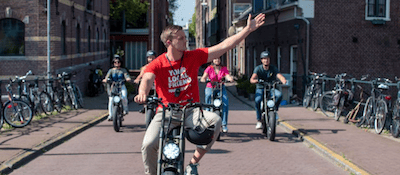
[0,0,111,94]
[311,0,400,80]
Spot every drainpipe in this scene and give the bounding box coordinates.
[151,0,154,50]
[294,7,310,76]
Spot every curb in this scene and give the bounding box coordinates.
[225,86,370,175]
[0,112,108,174]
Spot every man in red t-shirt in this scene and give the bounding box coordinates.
[134,13,265,175]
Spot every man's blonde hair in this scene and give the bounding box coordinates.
[160,25,183,46]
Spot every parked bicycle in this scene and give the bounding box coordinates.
[320,73,354,120]
[2,77,33,128]
[357,77,392,134]
[390,77,400,137]
[303,71,326,111]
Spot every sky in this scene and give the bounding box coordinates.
[173,0,196,27]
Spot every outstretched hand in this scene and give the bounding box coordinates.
[247,13,265,32]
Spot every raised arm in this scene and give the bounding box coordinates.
[207,13,265,62]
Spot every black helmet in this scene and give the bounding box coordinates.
[185,125,215,145]
[146,50,156,57]
[260,51,270,59]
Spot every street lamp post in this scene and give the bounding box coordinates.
[201,2,208,47]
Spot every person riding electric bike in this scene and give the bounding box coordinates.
[134,13,265,175]
[103,55,131,121]
[135,50,157,114]
[200,57,234,133]
[250,51,287,130]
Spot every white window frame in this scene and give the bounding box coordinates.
[365,0,391,21]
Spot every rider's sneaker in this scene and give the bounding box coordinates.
[123,110,129,115]
[184,163,199,175]
[107,116,113,121]
[222,125,228,133]
[255,121,262,129]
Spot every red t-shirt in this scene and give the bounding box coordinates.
[144,48,208,106]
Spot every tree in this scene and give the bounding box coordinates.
[168,0,179,25]
[109,0,148,27]
[188,9,196,37]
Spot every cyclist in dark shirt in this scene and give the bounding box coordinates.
[250,51,287,129]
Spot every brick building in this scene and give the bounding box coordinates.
[0,0,110,93]
[234,0,400,99]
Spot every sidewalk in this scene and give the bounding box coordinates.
[224,83,400,175]
[0,93,109,174]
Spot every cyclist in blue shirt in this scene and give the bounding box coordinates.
[103,55,132,120]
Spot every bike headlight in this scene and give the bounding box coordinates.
[213,99,222,107]
[267,100,275,108]
[163,143,180,160]
[113,96,121,103]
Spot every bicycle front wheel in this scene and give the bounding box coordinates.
[391,100,400,138]
[320,91,335,118]
[311,88,321,111]
[113,105,122,132]
[3,100,33,128]
[39,91,54,114]
[374,99,387,134]
[335,96,345,121]
[363,97,374,127]
[74,85,84,108]
[303,86,312,108]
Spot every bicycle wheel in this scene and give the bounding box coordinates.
[267,111,276,141]
[69,87,79,110]
[53,90,63,113]
[303,86,312,108]
[74,85,84,108]
[320,91,335,118]
[311,88,321,111]
[374,99,387,134]
[39,91,54,114]
[391,100,400,137]
[32,92,43,115]
[113,105,122,132]
[3,100,33,128]
[335,96,345,121]
[63,90,72,108]
[362,97,374,127]
[0,110,4,130]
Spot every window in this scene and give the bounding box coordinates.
[253,0,264,13]
[96,28,99,51]
[76,24,81,53]
[88,26,91,52]
[61,21,66,55]
[0,18,25,56]
[365,0,390,21]
[103,30,107,51]
[233,3,251,18]
[86,0,93,11]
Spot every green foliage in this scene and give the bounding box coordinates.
[189,9,196,37]
[110,0,148,25]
